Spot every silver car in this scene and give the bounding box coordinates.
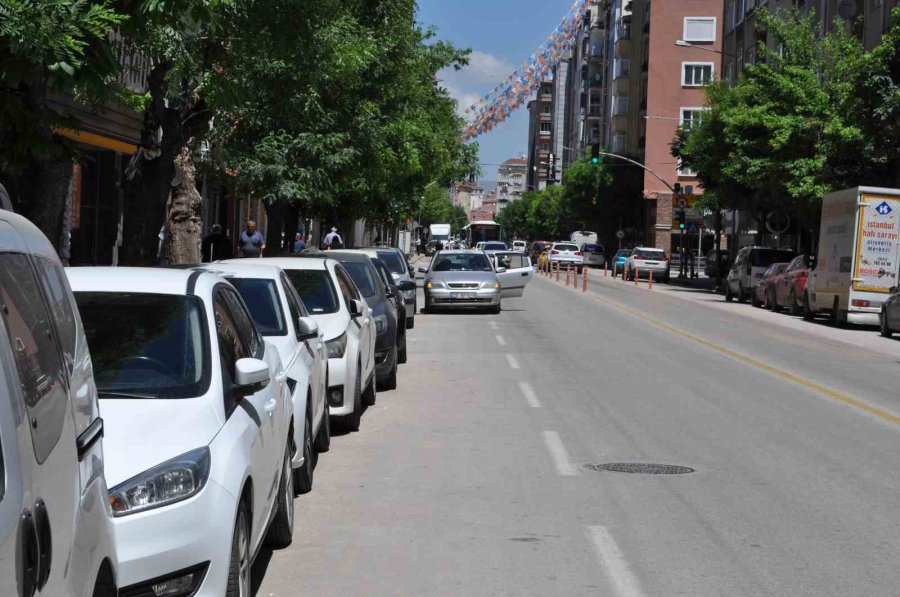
[419,250,503,313]
[625,247,670,282]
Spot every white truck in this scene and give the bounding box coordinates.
[805,186,900,325]
[570,230,598,247]
[430,223,451,249]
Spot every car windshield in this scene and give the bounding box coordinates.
[75,292,208,399]
[555,244,579,252]
[378,251,406,275]
[285,269,338,314]
[341,261,378,297]
[635,249,665,260]
[228,278,286,336]
[483,242,507,251]
[433,253,493,272]
[752,249,795,267]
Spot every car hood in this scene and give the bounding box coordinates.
[311,311,349,342]
[100,397,223,487]
[428,271,497,284]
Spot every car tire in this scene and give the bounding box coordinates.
[363,370,376,405]
[491,303,502,314]
[293,413,314,495]
[268,443,296,546]
[830,297,841,326]
[407,317,415,330]
[880,309,893,338]
[737,284,747,303]
[346,367,362,432]
[803,292,815,321]
[789,290,801,316]
[314,403,330,453]
[226,501,251,597]
[752,290,761,308]
[381,346,398,391]
[398,340,407,364]
[725,284,733,302]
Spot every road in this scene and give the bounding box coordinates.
[254,268,900,596]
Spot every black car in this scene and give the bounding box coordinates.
[327,251,400,390]
[370,257,408,365]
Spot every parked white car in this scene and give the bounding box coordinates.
[489,251,535,298]
[512,240,527,253]
[67,267,294,597]
[547,242,584,271]
[263,258,376,432]
[202,262,329,494]
[625,247,671,282]
[0,211,118,597]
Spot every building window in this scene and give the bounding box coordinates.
[540,143,550,152]
[540,122,552,133]
[542,105,551,114]
[680,107,706,128]
[682,62,714,86]
[677,159,696,177]
[683,17,717,42]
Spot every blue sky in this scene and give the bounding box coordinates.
[418,0,574,184]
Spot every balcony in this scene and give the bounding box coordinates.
[616,22,631,41]
[611,134,627,153]
[612,96,629,117]
[110,30,151,94]
[614,59,630,79]
[587,104,604,117]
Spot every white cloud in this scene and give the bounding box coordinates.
[439,50,517,117]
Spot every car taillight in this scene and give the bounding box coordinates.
[574,251,582,256]
[551,250,559,255]
[852,299,871,308]
[664,256,669,262]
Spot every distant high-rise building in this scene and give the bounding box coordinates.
[526,81,554,192]
[495,157,528,212]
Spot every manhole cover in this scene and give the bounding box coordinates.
[585,463,695,475]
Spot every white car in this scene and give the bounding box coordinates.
[67,267,294,597]
[547,242,584,271]
[202,262,329,494]
[489,251,535,298]
[624,247,671,282]
[262,258,376,432]
[512,240,527,253]
[0,211,118,597]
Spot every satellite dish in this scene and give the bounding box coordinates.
[837,0,858,19]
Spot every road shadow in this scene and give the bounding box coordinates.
[328,401,370,437]
[251,546,275,596]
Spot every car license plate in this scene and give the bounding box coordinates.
[451,292,476,300]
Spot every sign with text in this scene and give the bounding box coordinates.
[854,194,900,292]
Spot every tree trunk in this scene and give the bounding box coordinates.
[264,199,290,255]
[166,146,202,264]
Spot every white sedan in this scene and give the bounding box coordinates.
[67,267,294,597]
[202,261,329,494]
[262,258,376,432]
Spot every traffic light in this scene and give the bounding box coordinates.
[590,144,600,165]
[678,209,686,230]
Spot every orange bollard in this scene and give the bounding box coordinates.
[565,265,570,286]
[555,262,560,282]
[582,268,588,292]
[605,262,608,278]
[648,271,653,290]
[634,267,639,286]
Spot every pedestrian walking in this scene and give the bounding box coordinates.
[323,226,343,250]
[293,233,306,253]
[417,236,424,255]
[687,249,696,278]
[238,220,265,258]
[202,224,233,262]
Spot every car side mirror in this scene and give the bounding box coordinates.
[349,299,364,318]
[417,266,428,274]
[235,358,270,396]
[397,280,416,292]
[891,286,898,294]
[496,267,507,273]
[297,316,319,341]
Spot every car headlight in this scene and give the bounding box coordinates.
[426,280,444,289]
[109,447,210,516]
[326,332,347,359]
[374,314,388,334]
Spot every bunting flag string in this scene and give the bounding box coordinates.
[462,0,590,142]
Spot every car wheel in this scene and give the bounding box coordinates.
[345,366,362,432]
[803,292,815,321]
[737,284,747,303]
[407,317,415,330]
[830,297,841,326]
[398,340,408,364]
[226,501,251,597]
[789,290,801,316]
[752,289,761,308]
[725,284,733,302]
[769,290,780,312]
[293,413,314,495]
[268,442,296,546]
[363,369,376,405]
[381,346,398,391]
[314,401,330,453]
[491,303,502,314]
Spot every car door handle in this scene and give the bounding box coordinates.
[264,399,277,415]
[521,272,529,277]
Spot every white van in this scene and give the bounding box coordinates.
[0,210,118,596]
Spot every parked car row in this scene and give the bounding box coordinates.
[0,208,417,596]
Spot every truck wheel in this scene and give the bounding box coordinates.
[880,309,893,337]
[830,297,841,326]
[803,292,815,321]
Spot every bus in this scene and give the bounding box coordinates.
[464,220,502,247]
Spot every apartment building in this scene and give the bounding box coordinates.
[496,157,528,212]
[723,0,899,84]
[526,81,554,192]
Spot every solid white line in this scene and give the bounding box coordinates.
[586,526,646,597]
[495,335,507,346]
[541,431,578,476]
[518,381,541,408]
[506,354,520,369]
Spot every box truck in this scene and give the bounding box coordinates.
[805,186,900,325]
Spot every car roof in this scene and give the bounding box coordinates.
[325,251,372,263]
[66,266,223,295]
[222,257,330,271]
[338,248,379,258]
[633,246,664,251]
[194,262,285,280]
[436,249,486,255]
[0,209,59,261]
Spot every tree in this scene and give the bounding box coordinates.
[496,193,533,239]
[451,204,468,234]
[560,157,612,233]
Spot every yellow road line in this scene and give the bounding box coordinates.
[543,277,900,424]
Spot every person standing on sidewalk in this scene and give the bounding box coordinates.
[323,226,343,250]
[238,220,265,258]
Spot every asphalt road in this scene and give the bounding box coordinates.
[254,269,900,596]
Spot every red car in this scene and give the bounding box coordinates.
[753,262,789,308]
[772,255,812,314]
